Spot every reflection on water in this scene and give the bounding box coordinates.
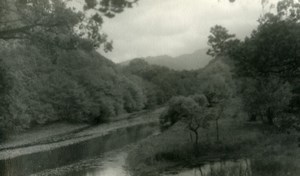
[2,122,158,176]
[64,156,251,176]
[163,159,252,176]
[63,151,131,176]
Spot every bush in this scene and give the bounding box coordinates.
[159,96,200,130]
[190,94,209,107]
[88,103,112,125]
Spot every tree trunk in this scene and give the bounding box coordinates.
[267,108,274,125]
[249,114,257,121]
[195,130,199,148]
[216,118,219,142]
[191,130,199,156]
[206,131,210,144]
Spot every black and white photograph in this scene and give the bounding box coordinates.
[0,0,299,175]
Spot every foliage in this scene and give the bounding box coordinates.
[228,0,300,129]
[159,96,196,130]
[0,0,143,134]
[197,60,234,115]
[0,44,147,131]
[125,57,236,138]
[230,0,300,80]
[231,19,300,78]
[159,95,211,154]
[207,25,238,57]
[159,96,199,130]
[0,0,138,53]
[238,77,292,125]
[189,94,209,107]
[123,59,203,105]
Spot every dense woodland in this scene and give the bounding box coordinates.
[0,0,299,144]
[125,2,300,175]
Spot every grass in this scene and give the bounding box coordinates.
[126,118,300,176]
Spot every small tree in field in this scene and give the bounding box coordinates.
[201,74,232,143]
[160,95,210,154]
[185,95,210,154]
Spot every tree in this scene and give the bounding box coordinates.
[188,94,211,145]
[231,0,300,79]
[230,0,300,129]
[159,96,210,155]
[238,77,292,125]
[0,0,138,52]
[204,76,231,142]
[231,21,300,79]
[198,60,233,142]
[159,96,196,129]
[207,25,237,57]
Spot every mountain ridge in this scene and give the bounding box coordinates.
[120,48,212,70]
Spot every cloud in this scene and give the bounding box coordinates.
[100,0,264,63]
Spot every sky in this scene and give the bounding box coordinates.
[99,0,267,63]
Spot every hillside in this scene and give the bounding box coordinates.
[121,48,212,70]
[0,45,149,132]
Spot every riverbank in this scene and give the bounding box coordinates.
[126,118,300,176]
[0,108,164,176]
[0,108,164,160]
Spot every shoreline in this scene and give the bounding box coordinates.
[0,108,163,160]
[126,119,300,176]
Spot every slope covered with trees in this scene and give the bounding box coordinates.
[0,0,145,135]
[228,0,300,129]
[126,1,300,175]
[0,43,148,132]
[0,0,215,136]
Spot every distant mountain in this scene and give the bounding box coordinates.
[120,48,212,70]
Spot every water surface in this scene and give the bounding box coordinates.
[2,122,159,176]
[162,159,252,176]
[61,150,131,176]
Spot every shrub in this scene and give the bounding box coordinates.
[159,96,199,130]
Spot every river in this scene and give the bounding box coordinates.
[162,159,252,176]
[1,115,253,176]
[33,146,133,176]
[32,145,252,176]
[0,121,159,176]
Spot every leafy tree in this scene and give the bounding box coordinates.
[190,94,210,107]
[231,21,300,79]
[204,76,231,142]
[198,60,233,142]
[159,96,210,154]
[238,77,292,125]
[231,0,300,79]
[230,0,300,129]
[207,25,237,57]
[159,96,197,130]
[0,0,138,53]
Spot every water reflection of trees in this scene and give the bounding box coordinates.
[194,159,252,176]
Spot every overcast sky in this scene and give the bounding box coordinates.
[99,0,267,63]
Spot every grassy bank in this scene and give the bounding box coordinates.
[126,118,300,176]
